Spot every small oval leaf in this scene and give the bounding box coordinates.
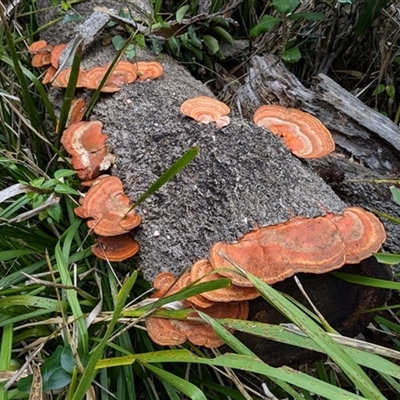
[176,5,190,24]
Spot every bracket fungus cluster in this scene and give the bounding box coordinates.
[147,206,385,348]
[25,40,163,263]
[74,175,141,261]
[253,105,335,159]
[28,40,163,90]
[146,272,249,348]
[209,206,385,286]
[180,96,231,128]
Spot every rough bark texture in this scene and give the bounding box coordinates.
[36,0,393,366]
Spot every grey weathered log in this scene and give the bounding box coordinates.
[314,73,400,151]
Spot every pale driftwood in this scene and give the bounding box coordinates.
[236,55,400,173]
[315,74,400,151]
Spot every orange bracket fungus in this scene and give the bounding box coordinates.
[180,96,231,127]
[52,66,86,88]
[253,105,335,158]
[326,207,386,264]
[210,216,347,287]
[61,120,110,181]
[29,40,53,68]
[74,175,141,236]
[133,61,164,81]
[190,259,260,302]
[92,233,139,262]
[146,272,249,348]
[83,61,138,92]
[50,43,67,69]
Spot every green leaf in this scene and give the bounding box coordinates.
[287,12,327,21]
[54,183,79,195]
[249,15,281,37]
[355,0,390,35]
[372,84,386,96]
[54,169,76,179]
[176,5,190,24]
[112,35,126,51]
[390,186,400,206]
[212,26,234,45]
[132,147,198,208]
[281,47,302,63]
[188,26,202,48]
[273,0,299,14]
[386,84,395,99]
[203,35,219,55]
[47,202,62,222]
[19,346,73,393]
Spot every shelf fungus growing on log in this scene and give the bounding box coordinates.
[209,208,386,287]
[61,120,110,181]
[326,207,386,264]
[190,259,260,302]
[29,41,53,68]
[50,43,67,69]
[133,61,164,81]
[180,96,231,128]
[92,233,140,262]
[74,175,141,236]
[52,67,87,88]
[253,105,335,158]
[83,61,138,93]
[145,272,249,348]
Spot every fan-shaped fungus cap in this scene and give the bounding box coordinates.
[56,97,86,131]
[28,40,47,54]
[253,105,335,158]
[146,271,249,348]
[61,120,109,181]
[176,271,215,308]
[210,216,346,287]
[31,44,53,68]
[133,61,163,81]
[180,96,230,126]
[326,207,386,264]
[52,67,86,88]
[74,176,141,236]
[172,300,249,348]
[191,259,259,302]
[92,234,139,261]
[50,43,67,69]
[42,66,56,85]
[83,61,137,92]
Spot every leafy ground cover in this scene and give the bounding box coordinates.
[1,0,400,399]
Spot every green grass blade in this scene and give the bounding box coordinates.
[0,323,13,400]
[132,147,199,208]
[84,31,136,118]
[97,350,367,400]
[71,271,138,400]
[142,363,207,400]
[332,271,400,290]
[56,42,83,147]
[241,271,385,399]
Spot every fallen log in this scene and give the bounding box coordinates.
[36,0,393,366]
